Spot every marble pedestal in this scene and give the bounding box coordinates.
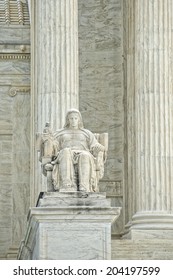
[18,192,121,260]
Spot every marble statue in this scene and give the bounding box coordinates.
[39,109,108,192]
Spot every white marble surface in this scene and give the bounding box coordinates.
[37,223,110,260]
[38,192,111,207]
[112,239,173,260]
[0,26,30,45]
[0,1,125,260]
[78,0,123,184]
[0,19,30,259]
[78,0,124,236]
[123,0,173,239]
[30,0,79,206]
[18,192,121,260]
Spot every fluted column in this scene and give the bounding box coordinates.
[30,0,79,205]
[125,0,173,238]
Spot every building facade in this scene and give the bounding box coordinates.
[0,0,173,259]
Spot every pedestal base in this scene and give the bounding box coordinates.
[18,192,121,260]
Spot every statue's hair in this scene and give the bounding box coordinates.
[64,108,84,129]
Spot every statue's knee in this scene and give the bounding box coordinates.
[62,148,71,155]
[79,152,90,161]
[59,148,72,160]
[63,147,70,151]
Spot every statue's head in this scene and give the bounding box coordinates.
[64,108,84,129]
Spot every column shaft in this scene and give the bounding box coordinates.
[30,0,79,205]
[125,0,173,236]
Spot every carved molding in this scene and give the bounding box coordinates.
[0,54,30,60]
[0,131,12,136]
[4,0,10,25]
[0,44,30,54]
[9,86,30,97]
[17,0,24,24]
[0,0,29,25]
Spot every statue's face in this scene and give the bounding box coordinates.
[68,113,79,129]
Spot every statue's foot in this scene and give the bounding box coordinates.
[60,184,77,192]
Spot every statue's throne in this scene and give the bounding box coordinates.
[38,123,108,192]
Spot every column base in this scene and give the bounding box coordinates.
[18,192,121,260]
[123,212,173,239]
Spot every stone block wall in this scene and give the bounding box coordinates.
[0,90,12,258]
[0,25,30,258]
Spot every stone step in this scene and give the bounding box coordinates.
[5,246,18,260]
[111,239,173,260]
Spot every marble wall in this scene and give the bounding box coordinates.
[0,26,30,259]
[0,85,13,259]
[78,0,124,234]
